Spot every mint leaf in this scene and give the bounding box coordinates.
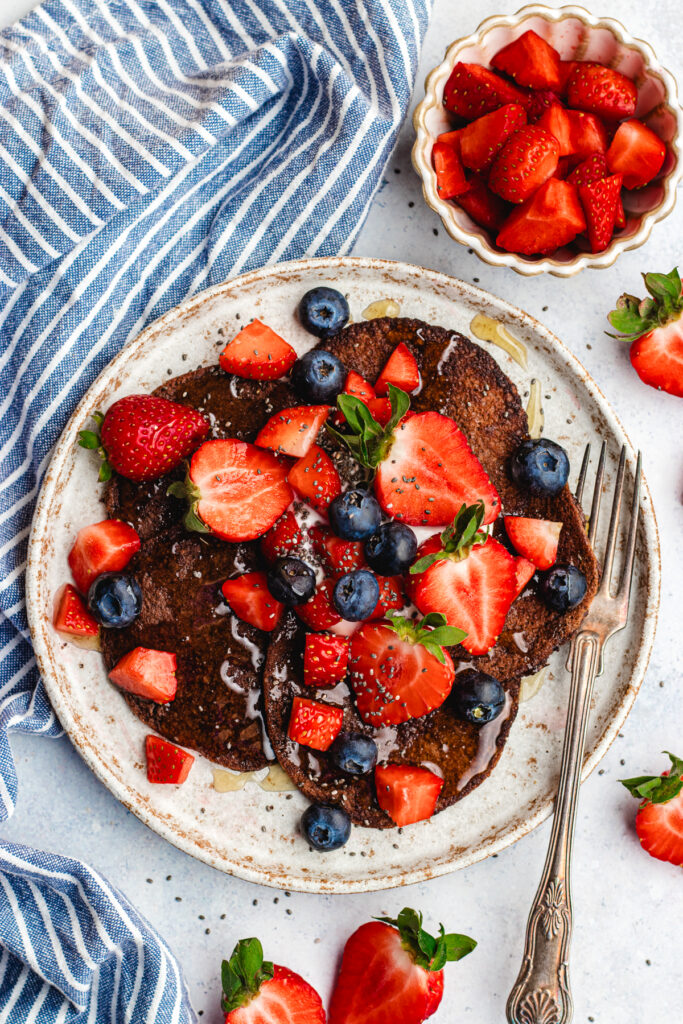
[326,387,410,470]
[385,383,411,434]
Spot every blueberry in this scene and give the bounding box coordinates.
[266,557,316,606]
[298,287,350,339]
[290,348,346,403]
[510,438,570,497]
[87,572,142,628]
[365,521,418,575]
[329,733,378,775]
[333,570,380,621]
[329,489,382,541]
[540,564,587,613]
[452,669,505,725]
[301,803,351,851]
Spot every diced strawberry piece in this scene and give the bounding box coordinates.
[52,584,99,636]
[432,139,469,199]
[537,103,607,158]
[68,519,140,594]
[145,735,194,784]
[219,319,297,380]
[526,89,562,123]
[496,177,586,255]
[255,405,330,458]
[567,152,609,185]
[579,173,623,252]
[436,128,463,148]
[344,371,375,404]
[629,319,683,398]
[221,571,284,632]
[374,764,443,826]
[375,343,421,396]
[454,175,510,232]
[513,556,536,598]
[287,444,342,513]
[310,524,366,577]
[553,156,575,180]
[296,578,342,631]
[366,396,392,426]
[460,103,528,172]
[566,63,637,121]
[288,695,343,751]
[374,411,500,526]
[557,60,579,94]
[489,125,559,203]
[369,576,405,619]
[186,439,292,542]
[260,509,302,563]
[505,516,562,570]
[109,647,177,703]
[491,29,562,91]
[615,193,626,229]
[443,62,529,120]
[607,119,666,189]
[304,633,349,688]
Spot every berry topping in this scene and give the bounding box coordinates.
[310,525,366,577]
[68,519,140,594]
[218,319,297,380]
[304,633,349,688]
[298,287,350,339]
[329,489,382,541]
[266,556,317,607]
[52,584,99,637]
[145,735,194,784]
[566,62,637,121]
[288,695,344,751]
[491,29,562,91]
[621,752,683,866]
[364,521,417,575]
[260,510,302,564]
[332,570,380,621]
[512,556,537,598]
[221,572,285,632]
[443,62,529,120]
[509,438,570,496]
[221,938,325,1022]
[109,647,177,703]
[329,733,378,776]
[290,348,346,402]
[370,575,406,620]
[287,444,342,513]
[301,804,352,852]
[374,343,421,396]
[451,669,506,725]
[504,515,562,570]
[296,578,343,631]
[606,119,666,190]
[87,572,142,628]
[254,405,330,458]
[374,765,444,827]
[488,125,559,204]
[540,564,587,613]
[459,103,528,173]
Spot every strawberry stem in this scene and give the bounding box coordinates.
[620,751,683,805]
[167,475,209,534]
[607,267,683,342]
[221,938,274,1013]
[385,610,466,663]
[374,907,476,971]
[78,411,112,482]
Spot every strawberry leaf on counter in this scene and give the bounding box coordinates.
[607,267,683,342]
[620,751,683,805]
[374,907,476,971]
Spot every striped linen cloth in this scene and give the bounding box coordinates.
[0,0,430,1018]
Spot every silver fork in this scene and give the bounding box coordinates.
[506,443,641,1024]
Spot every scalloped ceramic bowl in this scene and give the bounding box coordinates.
[412,4,682,277]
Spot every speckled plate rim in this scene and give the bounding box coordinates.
[26,256,660,893]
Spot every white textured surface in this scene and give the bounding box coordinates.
[3,1,683,1021]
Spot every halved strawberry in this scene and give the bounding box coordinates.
[567,152,608,185]
[68,519,140,594]
[454,174,510,232]
[53,584,99,636]
[222,940,325,1024]
[443,62,529,119]
[432,139,468,200]
[287,444,342,513]
[348,613,462,726]
[296,579,342,631]
[221,572,284,632]
[288,695,344,751]
[304,633,349,688]
[169,439,292,542]
[488,125,559,203]
[579,173,623,252]
[505,516,562,570]
[621,752,683,866]
[310,524,366,577]
[606,119,666,189]
[491,29,562,91]
[496,177,586,255]
[370,576,405,619]
[255,405,330,458]
[219,319,297,380]
[146,735,194,784]
[375,344,420,396]
[513,556,537,598]
[109,647,177,703]
[459,103,527,173]
[537,104,607,159]
[260,510,302,563]
[566,63,637,121]
[365,396,392,426]
[374,765,444,827]
[406,503,516,656]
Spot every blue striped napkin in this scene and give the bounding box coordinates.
[0,0,430,1018]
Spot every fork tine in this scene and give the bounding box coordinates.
[617,450,641,601]
[600,445,627,589]
[587,441,606,547]
[575,443,590,503]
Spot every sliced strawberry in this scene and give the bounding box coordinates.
[255,405,330,458]
[621,753,683,867]
[489,125,559,203]
[344,371,375,404]
[304,633,349,688]
[454,174,510,232]
[606,119,666,189]
[145,735,193,784]
[176,439,292,542]
[443,62,529,119]
[365,396,392,426]
[513,556,536,598]
[491,29,562,91]
[222,941,325,1024]
[310,524,366,577]
[432,139,468,199]
[566,63,637,121]
[579,173,623,252]
[567,152,608,185]
[219,319,297,380]
[459,103,528,172]
[109,647,177,703]
[288,695,344,751]
[375,343,420,396]
[370,576,405,620]
[374,765,444,827]
[504,516,562,570]
[526,89,562,123]
[221,572,284,632]
[537,103,607,158]
[287,444,342,513]
[260,510,302,564]
[68,519,140,594]
[296,579,342,631]
[373,411,500,526]
[52,584,99,636]
[496,177,586,255]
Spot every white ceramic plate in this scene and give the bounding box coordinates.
[27,257,659,894]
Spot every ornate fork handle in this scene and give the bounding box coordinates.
[506,631,601,1024]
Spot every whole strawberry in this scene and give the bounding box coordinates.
[621,751,683,866]
[221,937,325,1023]
[79,394,209,481]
